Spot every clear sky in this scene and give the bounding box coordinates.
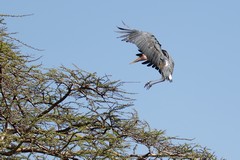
[2,1,240,159]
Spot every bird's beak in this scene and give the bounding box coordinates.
[130,54,148,64]
[129,57,142,64]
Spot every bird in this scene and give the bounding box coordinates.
[117,24,174,89]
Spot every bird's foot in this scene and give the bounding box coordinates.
[144,81,152,90]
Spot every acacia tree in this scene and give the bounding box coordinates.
[0,16,219,160]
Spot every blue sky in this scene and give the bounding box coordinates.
[2,1,240,159]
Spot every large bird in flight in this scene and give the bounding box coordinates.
[117,24,174,89]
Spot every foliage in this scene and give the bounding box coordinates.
[0,16,219,160]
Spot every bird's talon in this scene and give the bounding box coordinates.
[144,81,152,90]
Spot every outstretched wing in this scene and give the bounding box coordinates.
[117,27,166,69]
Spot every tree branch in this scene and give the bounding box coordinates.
[37,84,73,118]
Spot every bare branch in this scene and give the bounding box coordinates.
[37,84,73,118]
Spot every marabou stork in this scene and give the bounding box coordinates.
[117,25,174,89]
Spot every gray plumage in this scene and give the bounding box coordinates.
[117,25,174,89]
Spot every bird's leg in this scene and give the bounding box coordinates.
[144,78,165,89]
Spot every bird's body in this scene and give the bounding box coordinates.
[117,25,174,89]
